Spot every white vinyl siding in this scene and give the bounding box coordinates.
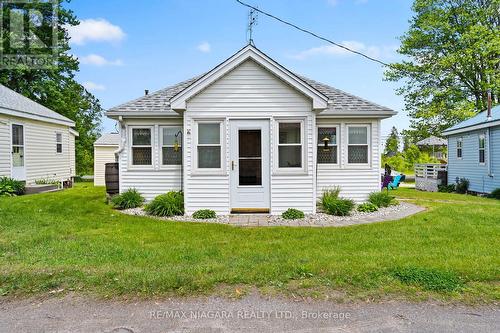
[316,119,380,203]
[94,145,117,186]
[0,113,74,183]
[185,59,314,214]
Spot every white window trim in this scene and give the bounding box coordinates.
[10,122,26,176]
[55,131,63,154]
[128,125,154,170]
[346,124,371,166]
[274,118,306,174]
[457,137,463,160]
[159,125,182,169]
[193,120,225,175]
[317,125,339,166]
[479,134,486,165]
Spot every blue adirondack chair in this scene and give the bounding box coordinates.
[388,174,403,190]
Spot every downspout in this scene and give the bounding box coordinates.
[114,116,126,160]
[487,90,494,178]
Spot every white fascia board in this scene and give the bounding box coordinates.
[317,110,397,119]
[0,107,75,127]
[170,46,328,111]
[442,120,500,136]
[105,111,182,119]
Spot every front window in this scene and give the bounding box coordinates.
[479,134,485,164]
[131,128,152,166]
[347,126,369,164]
[197,122,222,169]
[56,133,62,153]
[161,126,182,165]
[278,122,302,168]
[457,138,463,159]
[317,127,338,164]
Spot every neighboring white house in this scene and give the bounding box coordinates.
[0,84,78,184]
[94,133,120,186]
[107,45,396,215]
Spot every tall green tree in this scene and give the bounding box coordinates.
[384,126,400,156]
[385,0,500,142]
[0,0,102,174]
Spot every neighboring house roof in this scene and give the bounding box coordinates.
[417,136,447,146]
[0,84,75,127]
[107,45,395,118]
[94,133,120,146]
[443,105,500,136]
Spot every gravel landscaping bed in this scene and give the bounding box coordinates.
[121,201,424,227]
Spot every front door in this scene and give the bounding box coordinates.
[11,124,26,180]
[229,120,270,213]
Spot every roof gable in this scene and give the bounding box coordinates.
[170,45,328,110]
[0,84,75,126]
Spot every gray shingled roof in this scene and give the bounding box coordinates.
[108,65,393,115]
[0,84,75,125]
[94,133,121,146]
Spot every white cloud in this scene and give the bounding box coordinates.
[197,41,211,53]
[291,41,397,60]
[79,54,123,66]
[83,81,106,91]
[67,18,125,45]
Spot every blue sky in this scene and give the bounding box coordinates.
[66,0,413,137]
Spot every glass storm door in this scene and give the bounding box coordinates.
[229,120,270,212]
[11,124,26,180]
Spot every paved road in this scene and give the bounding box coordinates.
[0,294,498,332]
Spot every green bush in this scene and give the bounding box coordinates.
[111,189,144,210]
[281,208,305,220]
[0,177,25,197]
[455,178,470,194]
[322,197,354,216]
[368,191,396,208]
[357,202,378,213]
[145,191,184,217]
[390,266,463,292]
[488,188,500,200]
[438,184,456,193]
[192,209,216,219]
[320,187,340,208]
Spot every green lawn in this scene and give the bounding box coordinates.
[0,184,499,302]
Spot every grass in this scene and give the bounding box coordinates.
[0,184,499,303]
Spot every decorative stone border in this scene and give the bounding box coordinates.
[121,202,425,227]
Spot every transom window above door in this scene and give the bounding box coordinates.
[131,128,152,166]
[278,122,303,169]
[197,122,222,169]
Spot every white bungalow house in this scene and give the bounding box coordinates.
[107,45,396,215]
[0,84,78,184]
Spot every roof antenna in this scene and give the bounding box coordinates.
[247,7,258,46]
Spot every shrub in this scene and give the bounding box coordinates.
[390,266,463,292]
[357,202,378,213]
[368,191,395,208]
[320,187,340,208]
[455,178,470,194]
[322,197,355,216]
[438,184,456,193]
[145,191,184,217]
[192,209,216,219]
[111,189,144,210]
[0,177,25,197]
[488,188,500,200]
[282,208,305,220]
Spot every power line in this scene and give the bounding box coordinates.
[235,0,393,68]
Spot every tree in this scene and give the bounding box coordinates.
[385,0,500,142]
[384,126,399,156]
[0,0,102,174]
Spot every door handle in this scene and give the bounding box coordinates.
[231,161,235,170]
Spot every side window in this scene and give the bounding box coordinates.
[347,126,369,164]
[317,127,338,164]
[131,128,152,166]
[278,122,303,168]
[197,122,222,169]
[161,126,182,165]
[479,134,485,164]
[457,137,463,159]
[56,133,62,153]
